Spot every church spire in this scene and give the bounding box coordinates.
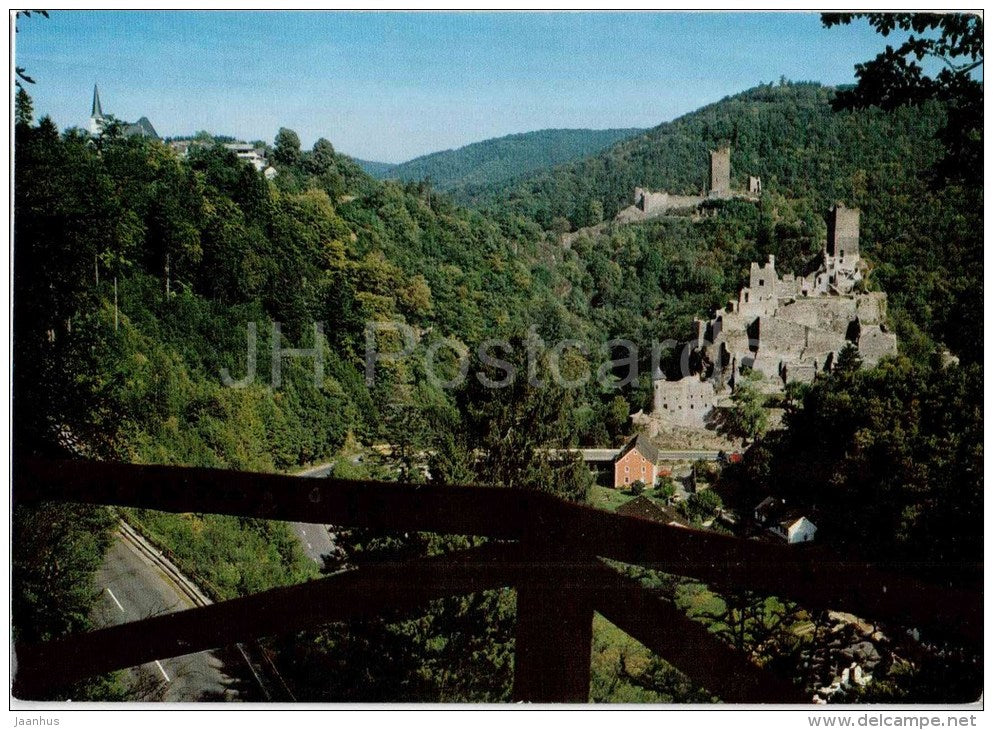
[91,84,103,118]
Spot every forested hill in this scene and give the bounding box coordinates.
[380,127,644,197]
[473,82,981,360]
[11,82,980,475]
[13,109,603,691]
[13,73,982,701]
[470,83,942,222]
[352,157,395,178]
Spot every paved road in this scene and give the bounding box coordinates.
[369,445,724,464]
[285,451,721,564]
[550,448,723,462]
[654,450,723,461]
[93,533,251,701]
[289,464,337,566]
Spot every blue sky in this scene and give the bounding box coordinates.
[16,11,914,163]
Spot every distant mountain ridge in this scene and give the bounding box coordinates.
[471,82,950,226]
[352,158,395,178]
[370,127,644,198]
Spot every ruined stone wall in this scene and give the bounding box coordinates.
[755,317,809,360]
[776,297,858,333]
[855,291,887,325]
[804,326,847,358]
[857,325,898,366]
[616,189,705,223]
[748,256,779,300]
[735,296,778,320]
[667,194,707,209]
[778,274,802,299]
[653,377,717,428]
[723,329,752,358]
[637,188,670,213]
[750,352,782,380]
[784,361,817,384]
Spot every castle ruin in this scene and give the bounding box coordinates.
[634,187,671,214]
[616,146,760,223]
[647,204,898,431]
[652,375,718,429]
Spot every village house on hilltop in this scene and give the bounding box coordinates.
[88,85,159,140]
[88,85,278,179]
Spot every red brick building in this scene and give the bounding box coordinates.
[613,434,661,489]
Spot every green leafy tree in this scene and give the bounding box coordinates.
[682,489,722,523]
[308,137,336,172]
[656,476,677,502]
[760,356,981,586]
[452,339,594,502]
[822,13,982,183]
[273,127,302,167]
[605,395,629,440]
[834,342,863,376]
[728,379,769,441]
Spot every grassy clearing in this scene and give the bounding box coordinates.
[590,613,666,703]
[590,485,676,513]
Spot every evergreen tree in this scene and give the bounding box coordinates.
[15,87,33,127]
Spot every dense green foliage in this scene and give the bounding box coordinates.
[12,99,611,701]
[276,343,595,702]
[352,157,396,178]
[382,127,643,200]
[716,355,983,701]
[823,13,982,184]
[733,354,982,586]
[12,502,128,700]
[13,64,982,702]
[727,374,770,440]
[125,510,318,600]
[468,82,981,362]
[276,531,518,702]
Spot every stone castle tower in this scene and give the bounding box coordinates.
[827,203,860,265]
[709,146,731,197]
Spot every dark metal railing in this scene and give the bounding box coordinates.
[12,458,982,703]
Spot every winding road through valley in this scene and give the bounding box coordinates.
[92,524,259,701]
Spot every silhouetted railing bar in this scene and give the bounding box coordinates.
[513,507,597,703]
[13,458,983,703]
[15,458,529,539]
[13,542,522,697]
[571,506,982,644]
[590,561,808,704]
[19,459,978,644]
